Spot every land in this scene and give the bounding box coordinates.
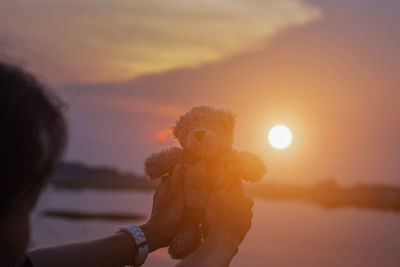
[247,180,400,213]
[50,162,158,191]
[42,210,145,221]
[50,162,400,213]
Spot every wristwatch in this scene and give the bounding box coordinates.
[115,224,149,266]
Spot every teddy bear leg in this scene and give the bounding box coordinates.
[168,218,201,259]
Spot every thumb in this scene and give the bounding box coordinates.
[154,176,171,201]
[167,164,184,197]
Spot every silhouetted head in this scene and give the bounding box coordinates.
[173,106,235,158]
[0,62,67,266]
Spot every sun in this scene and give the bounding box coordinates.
[268,125,293,150]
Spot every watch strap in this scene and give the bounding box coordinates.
[116,224,149,266]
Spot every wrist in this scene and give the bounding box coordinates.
[114,232,137,263]
[140,222,165,252]
[202,231,239,265]
[208,228,239,247]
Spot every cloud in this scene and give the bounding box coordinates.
[65,93,185,117]
[155,127,176,144]
[0,0,321,83]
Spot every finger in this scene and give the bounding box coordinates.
[154,176,171,200]
[168,165,184,198]
[245,209,253,224]
[244,197,254,210]
[236,210,252,228]
[245,211,253,232]
[238,213,252,233]
[210,182,229,199]
[233,196,253,219]
[227,188,248,207]
[218,178,240,193]
[218,183,242,205]
[227,179,243,192]
[238,211,253,240]
[160,176,172,191]
[170,165,183,188]
[156,164,182,198]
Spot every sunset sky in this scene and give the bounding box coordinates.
[1,0,399,185]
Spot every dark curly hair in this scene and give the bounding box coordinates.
[0,62,67,214]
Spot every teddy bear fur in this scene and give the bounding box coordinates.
[144,106,267,259]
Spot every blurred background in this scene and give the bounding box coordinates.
[1,0,400,266]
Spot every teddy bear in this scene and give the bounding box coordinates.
[144,106,267,259]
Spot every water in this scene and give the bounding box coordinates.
[31,187,400,267]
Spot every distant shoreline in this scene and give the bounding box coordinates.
[42,210,145,221]
[50,161,158,191]
[247,180,400,213]
[51,162,400,213]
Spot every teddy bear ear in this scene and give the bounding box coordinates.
[172,120,181,139]
[173,114,186,140]
[221,111,236,131]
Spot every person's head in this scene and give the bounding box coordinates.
[0,62,67,266]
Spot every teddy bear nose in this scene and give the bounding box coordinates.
[194,130,206,141]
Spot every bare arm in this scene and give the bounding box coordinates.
[29,167,185,267]
[177,183,254,267]
[28,232,137,267]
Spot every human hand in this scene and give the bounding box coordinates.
[141,164,185,252]
[205,182,254,254]
[176,183,254,267]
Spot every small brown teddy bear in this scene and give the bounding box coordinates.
[144,106,267,259]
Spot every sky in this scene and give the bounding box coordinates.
[0,0,320,83]
[1,0,399,185]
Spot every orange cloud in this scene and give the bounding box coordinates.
[0,0,321,84]
[73,95,185,118]
[155,127,176,143]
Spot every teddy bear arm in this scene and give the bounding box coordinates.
[235,151,267,182]
[144,147,182,179]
